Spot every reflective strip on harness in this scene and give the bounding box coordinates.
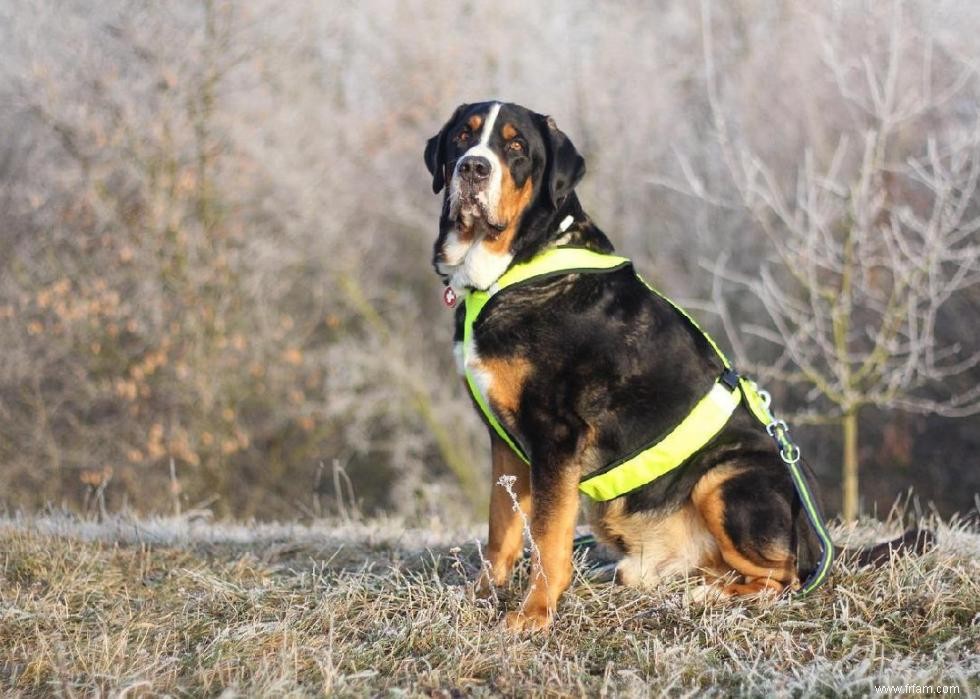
[578,379,742,501]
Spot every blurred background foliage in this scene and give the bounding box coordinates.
[0,0,977,521]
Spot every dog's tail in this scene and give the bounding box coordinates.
[836,527,935,567]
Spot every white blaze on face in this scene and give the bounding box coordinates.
[448,102,503,226]
[448,105,503,226]
[440,102,515,291]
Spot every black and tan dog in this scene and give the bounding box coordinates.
[424,100,928,632]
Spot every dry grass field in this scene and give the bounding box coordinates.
[1,509,977,697]
[1,4,978,697]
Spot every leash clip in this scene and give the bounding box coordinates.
[766,419,800,464]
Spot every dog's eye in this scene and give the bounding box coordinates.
[457,130,470,143]
[508,140,525,153]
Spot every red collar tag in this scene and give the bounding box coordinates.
[442,285,458,308]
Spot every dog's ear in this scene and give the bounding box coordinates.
[538,114,586,209]
[424,103,469,194]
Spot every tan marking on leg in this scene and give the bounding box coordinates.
[505,466,580,632]
[475,431,530,599]
[692,465,795,594]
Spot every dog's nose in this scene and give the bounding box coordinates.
[458,155,491,182]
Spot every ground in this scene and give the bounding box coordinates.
[0,510,977,697]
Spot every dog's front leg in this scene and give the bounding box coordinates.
[474,431,531,600]
[505,466,580,632]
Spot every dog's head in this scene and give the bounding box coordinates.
[424,101,586,290]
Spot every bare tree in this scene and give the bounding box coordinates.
[1,0,977,519]
[694,1,980,520]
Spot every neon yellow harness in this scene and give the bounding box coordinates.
[461,246,835,593]
[463,246,751,499]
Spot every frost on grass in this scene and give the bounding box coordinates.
[0,511,977,697]
[0,509,478,549]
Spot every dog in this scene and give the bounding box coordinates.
[424,101,930,632]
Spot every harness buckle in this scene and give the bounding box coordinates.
[719,367,740,390]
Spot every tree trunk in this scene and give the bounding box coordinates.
[842,409,860,521]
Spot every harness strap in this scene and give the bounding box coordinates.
[579,373,741,500]
[486,247,631,293]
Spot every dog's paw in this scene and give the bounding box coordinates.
[503,607,553,633]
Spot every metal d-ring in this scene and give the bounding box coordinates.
[779,442,801,464]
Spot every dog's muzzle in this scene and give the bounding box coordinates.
[458,155,491,184]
